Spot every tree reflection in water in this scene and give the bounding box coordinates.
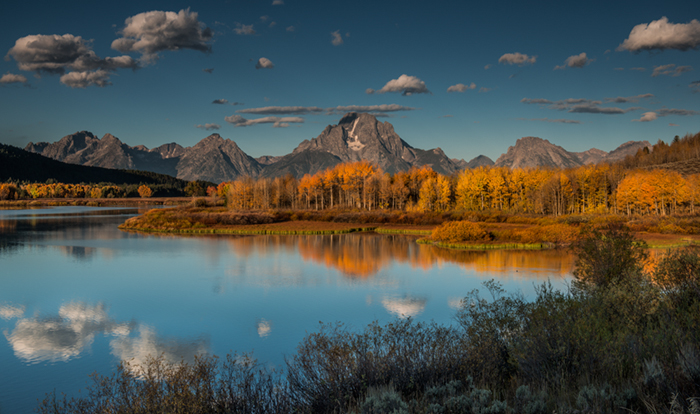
[224,233,575,280]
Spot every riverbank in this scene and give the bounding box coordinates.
[116,205,700,249]
[0,197,195,208]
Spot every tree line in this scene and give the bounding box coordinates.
[215,159,700,216]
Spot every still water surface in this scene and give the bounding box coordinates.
[0,207,574,413]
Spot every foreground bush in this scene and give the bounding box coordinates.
[39,228,700,414]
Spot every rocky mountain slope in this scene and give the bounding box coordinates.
[601,140,652,163]
[26,132,261,183]
[495,137,652,169]
[495,137,583,169]
[263,113,462,177]
[23,113,656,182]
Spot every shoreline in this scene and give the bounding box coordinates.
[5,202,700,249]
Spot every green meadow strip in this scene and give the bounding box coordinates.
[417,238,554,250]
[118,224,378,235]
[375,228,433,235]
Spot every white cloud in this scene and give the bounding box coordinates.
[554,52,592,70]
[195,123,221,130]
[255,57,274,69]
[286,26,295,32]
[670,123,679,126]
[212,99,229,104]
[478,87,491,93]
[234,23,256,35]
[632,112,658,122]
[0,73,28,85]
[365,88,375,94]
[447,82,476,93]
[691,80,700,93]
[202,68,214,73]
[111,9,212,62]
[60,70,112,88]
[374,74,430,96]
[498,52,536,66]
[618,17,700,52]
[331,30,343,46]
[652,64,693,77]
[225,114,304,127]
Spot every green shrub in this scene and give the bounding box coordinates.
[359,385,408,414]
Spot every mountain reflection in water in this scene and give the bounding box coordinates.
[223,233,575,280]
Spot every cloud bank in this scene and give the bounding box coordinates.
[111,9,212,62]
[618,17,700,52]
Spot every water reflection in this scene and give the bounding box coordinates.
[111,326,209,377]
[0,207,152,256]
[0,304,25,320]
[4,302,133,364]
[256,319,272,338]
[224,233,574,280]
[381,296,428,319]
[2,301,208,370]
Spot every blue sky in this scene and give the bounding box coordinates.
[1,0,699,162]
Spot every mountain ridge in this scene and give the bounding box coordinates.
[23,113,654,183]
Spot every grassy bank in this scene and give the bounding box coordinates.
[0,197,193,208]
[39,227,700,414]
[117,205,700,250]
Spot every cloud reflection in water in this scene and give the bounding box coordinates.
[4,302,132,363]
[3,301,208,370]
[110,325,209,377]
[381,296,427,319]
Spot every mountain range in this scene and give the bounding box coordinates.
[24,112,651,183]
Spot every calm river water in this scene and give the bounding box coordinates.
[0,206,574,413]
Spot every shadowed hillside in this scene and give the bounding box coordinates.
[1,143,188,186]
